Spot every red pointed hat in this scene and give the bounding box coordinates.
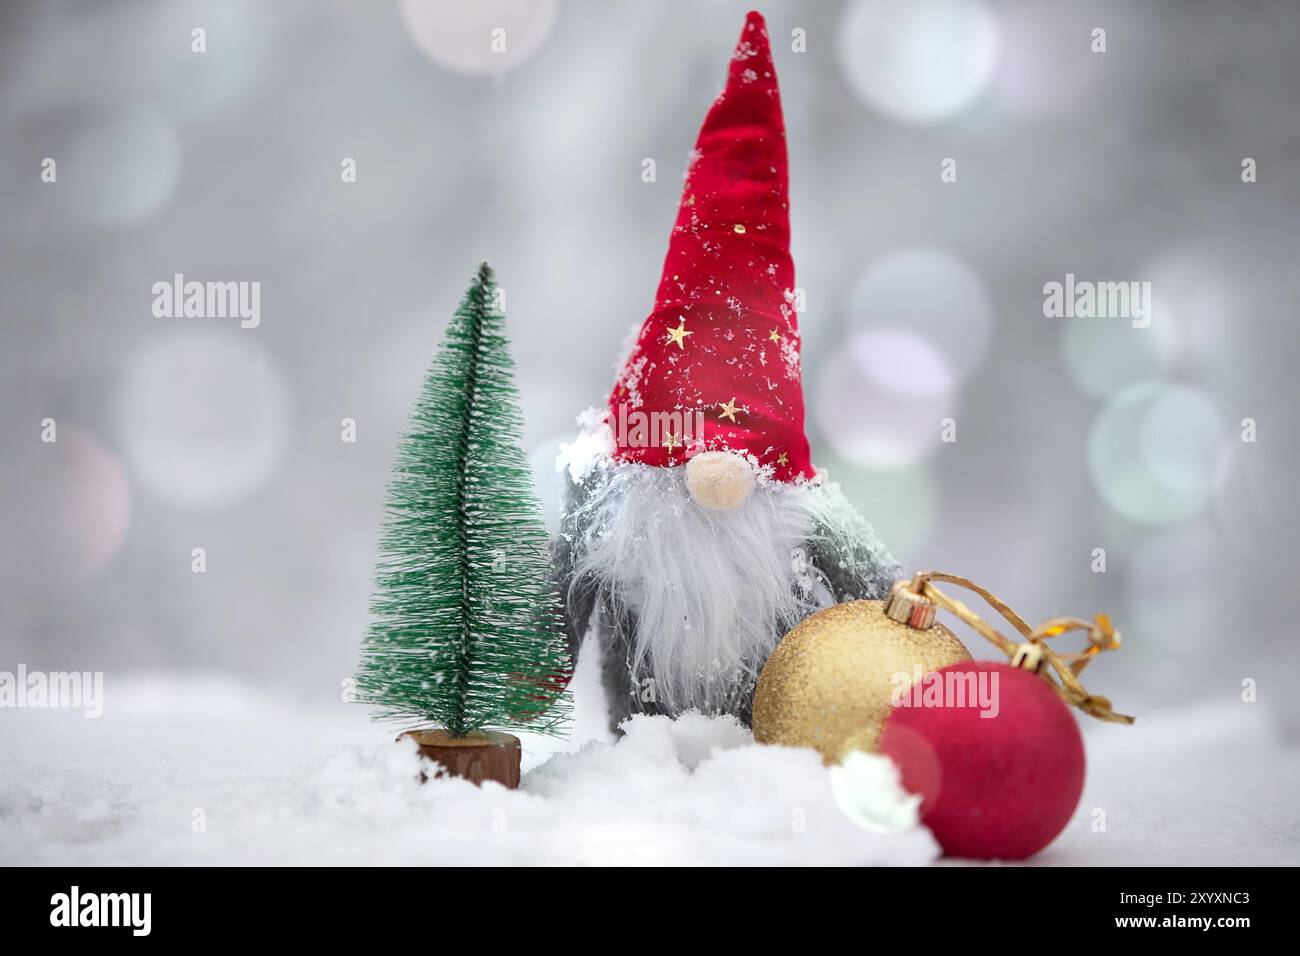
[608,10,813,482]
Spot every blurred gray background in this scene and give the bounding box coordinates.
[2,0,1297,730]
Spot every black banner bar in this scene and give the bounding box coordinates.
[0,866,1290,941]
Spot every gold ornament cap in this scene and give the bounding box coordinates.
[884,580,936,629]
[1010,641,1047,673]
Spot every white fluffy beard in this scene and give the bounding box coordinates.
[563,462,864,717]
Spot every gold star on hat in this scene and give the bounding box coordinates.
[666,319,693,350]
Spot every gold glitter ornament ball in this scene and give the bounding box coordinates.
[752,600,972,763]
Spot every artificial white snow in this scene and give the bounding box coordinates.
[0,673,935,866]
[2,673,1297,866]
[831,749,921,834]
[556,409,614,483]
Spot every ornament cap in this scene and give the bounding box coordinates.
[885,579,936,629]
[1010,641,1047,673]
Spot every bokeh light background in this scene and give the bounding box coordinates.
[2,0,1297,732]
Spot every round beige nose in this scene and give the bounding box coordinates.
[685,451,756,511]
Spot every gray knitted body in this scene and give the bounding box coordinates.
[552,458,900,734]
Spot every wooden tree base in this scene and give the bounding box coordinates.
[399,729,522,788]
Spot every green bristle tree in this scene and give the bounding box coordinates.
[355,263,571,738]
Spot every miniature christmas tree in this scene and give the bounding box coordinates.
[355,263,570,783]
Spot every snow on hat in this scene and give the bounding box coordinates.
[607,10,813,483]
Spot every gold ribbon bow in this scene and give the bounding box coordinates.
[887,571,1134,725]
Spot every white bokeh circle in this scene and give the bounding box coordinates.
[146,0,276,119]
[65,110,181,226]
[848,249,994,383]
[993,3,1098,117]
[1061,312,1178,400]
[399,0,558,75]
[1088,381,1226,526]
[815,329,955,469]
[837,0,1000,124]
[118,331,290,508]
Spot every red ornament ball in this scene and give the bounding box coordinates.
[878,660,1085,860]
